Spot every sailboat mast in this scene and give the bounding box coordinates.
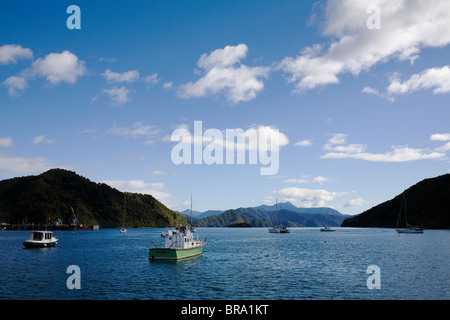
[190,194,192,226]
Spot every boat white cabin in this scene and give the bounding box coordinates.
[395,227,424,234]
[269,225,290,233]
[149,224,206,260]
[23,231,58,248]
[161,225,205,249]
[320,226,336,232]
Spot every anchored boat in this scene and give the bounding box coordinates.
[395,193,424,234]
[269,225,290,233]
[149,225,206,260]
[268,199,290,233]
[23,230,58,248]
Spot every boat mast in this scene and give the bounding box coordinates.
[190,193,192,226]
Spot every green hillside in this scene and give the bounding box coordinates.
[0,169,185,228]
[341,174,450,229]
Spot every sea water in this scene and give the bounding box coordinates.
[0,228,448,300]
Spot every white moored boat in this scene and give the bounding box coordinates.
[395,193,424,234]
[23,231,58,248]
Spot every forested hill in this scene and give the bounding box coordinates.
[341,174,450,229]
[0,169,185,228]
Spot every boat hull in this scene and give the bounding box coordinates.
[23,240,57,248]
[396,228,424,234]
[149,244,205,261]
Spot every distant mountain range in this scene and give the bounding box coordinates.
[181,202,346,227]
[342,173,450,229]
[0,169,185,228]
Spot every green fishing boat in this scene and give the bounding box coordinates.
[149,225,206,260]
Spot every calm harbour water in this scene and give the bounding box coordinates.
[0,227,448,300]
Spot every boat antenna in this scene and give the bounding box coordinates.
[190,193,193,226]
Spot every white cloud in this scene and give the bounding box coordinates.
[176,124,289,152]
[344,198,365,208]
[152,170,169,176]
[0,137,13,147]
[103,86,133,105]
[106,122,160,140]
[430,133,450,141]
[272,187,347,207]
[0,44,33,64]
[0,155,69,175]
[388,66,450,96]
[29,50,86,85]
[294,139,312,147]
[285,175,329,184]
[3,76,28,97]
[143,73,160,87]
[102,69,140,83]
[279,0,450,92]
[163,82,173,89]
[177,44,270,103]
[32,135,54,145]
[321,133,445,162]
[431,133,450,152]
[101,179,171,203]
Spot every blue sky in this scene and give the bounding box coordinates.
[1,0,450,214]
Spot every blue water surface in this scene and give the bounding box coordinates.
[0,227,448,300]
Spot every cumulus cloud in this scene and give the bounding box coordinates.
[172,123,289,152]
[285,175,329,184]
[279,0,450,92]
[430,133,450,141]
[143,73,160,87]
[103,86,133,105]
[29,50,86,85]
[294,139,313,147]
[0,137,13,147]
[101,179,171,203]
[32,135,54,145]
[2,76,28,97]
[106,122,160,142]
[387,66,450,96]
[321,133,445,162]
[272,187,347,207]
[344,198,365,208]
[0,155,69,175]
[431,133,450,153]
[0,44,33,64]
[177,44,270,103]
[102,69,140,83]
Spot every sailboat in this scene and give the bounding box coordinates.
[269,199,290,233]
[395,193,424,234]
[120,195,127,233]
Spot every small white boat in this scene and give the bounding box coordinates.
[23,231,58,248]
[269,199,290,233]
[320,226,336,232]
[395,193,424,234]
[269,225,290,233]
[395,227,424,234]
[120,195,127,233]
